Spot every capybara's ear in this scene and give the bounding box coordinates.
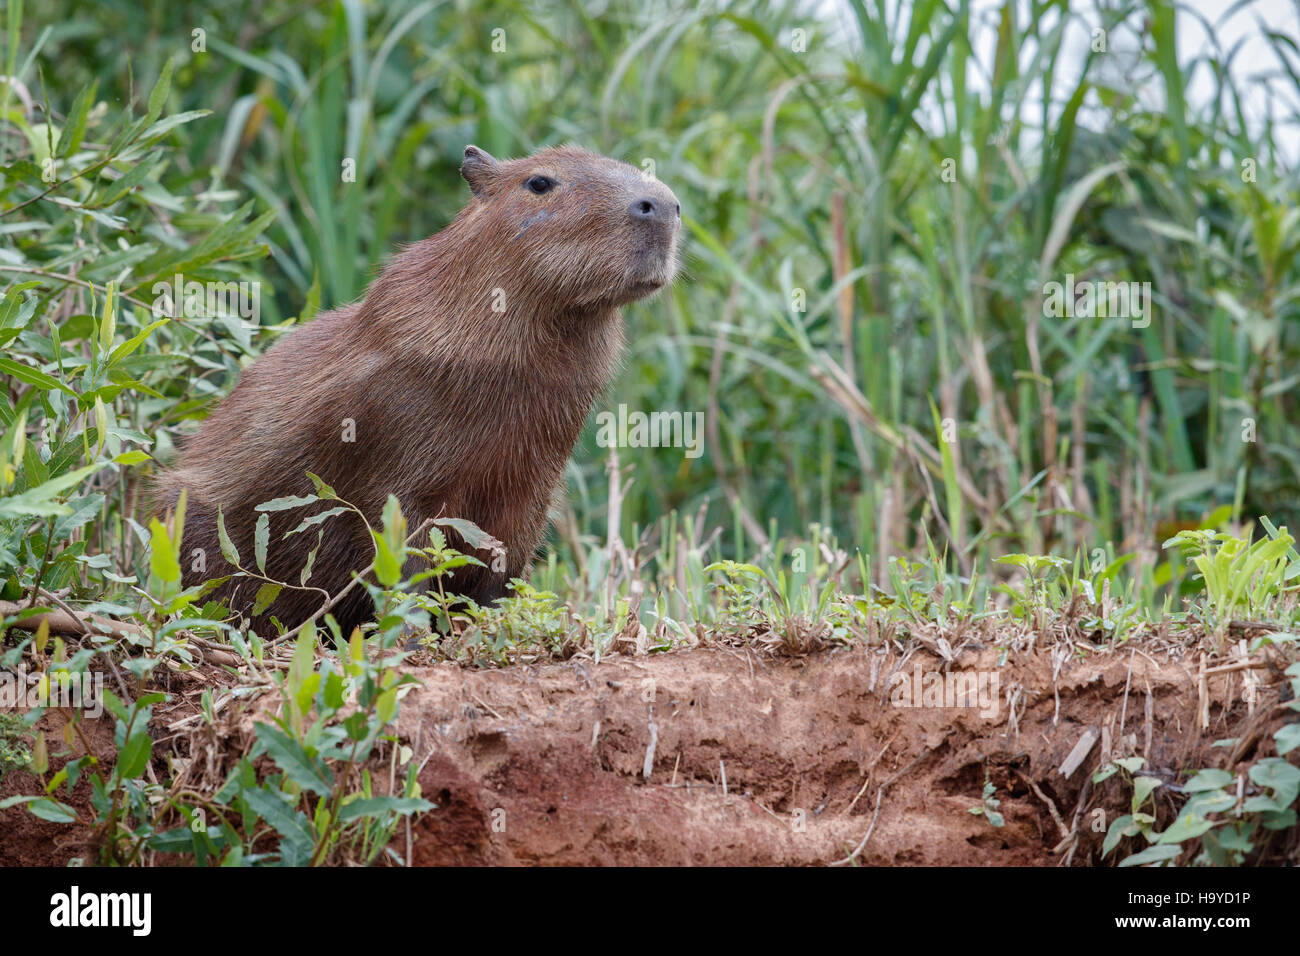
[461,145,500,195]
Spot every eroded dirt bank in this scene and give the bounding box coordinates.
[396,640,1282,865]
[3,635,1293,866]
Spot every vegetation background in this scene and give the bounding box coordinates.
[3,0,1300,619]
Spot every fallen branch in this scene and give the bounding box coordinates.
[0,599,146,640]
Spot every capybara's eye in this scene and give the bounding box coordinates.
[524,175,556,194]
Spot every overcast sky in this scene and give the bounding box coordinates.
[826,0,1300,165]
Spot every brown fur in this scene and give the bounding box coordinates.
[153,145,680,634]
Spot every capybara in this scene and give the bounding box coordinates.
[155,145,680,634]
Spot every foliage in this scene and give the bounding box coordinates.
[969,777,1004,828]
[1164,522,1300,636]
[18,0,1300,579]
[0,710,31,781]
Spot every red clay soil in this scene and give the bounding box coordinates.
[397,642,1280,865]
[2,637,1294,866]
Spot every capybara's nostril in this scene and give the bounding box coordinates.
[630,197,660,220]
[674,202,681,217]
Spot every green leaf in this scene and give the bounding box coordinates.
[288,626,316,695]
[94,161,155,207]
[323,670,345,710]
[1038,161,1125,278]
[0,462,110,519]
[1250,758,1300,808]
[137,109,211,143]
[1118,844,1183,867]
[297,270,321,323]
[252,582,282,616]
[381,494,406,558]
[98,282,117,354]
[295,673,321,718]
[116,729,153,779]
[431,515,501,553]
[254,513,269,573]
[1092,763,1119,784]
[147,826,212,855]
[148,517,181,585]
[145,57,174,126]
[57,80,98,158]
[305,473,337,498]
[300,529,324,586]
[371,530,402,588]
[108,318,169,365]
[1183,768,1234,792]
[1102,814,1136,857]
[1155,811,1220,845]
[255,494,320,512]
[0,357,76,395]
[26,798,79,824]
[1185,791,1236,816]
[337,796,434,821]
[1131,775,1162,812]
[285,507,349,538]
[101,690,129,723]
[1275,723,1300,756]
[216,507,240,566]
[1261,808,1297,831]
[241,786,313,857]
[343,712,368,741]
[376,687,398,724]
[252,723,331,795]
[1241,794,1284,814]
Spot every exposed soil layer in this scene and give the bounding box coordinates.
[397,642,1289,865]
[3,637,1296,866]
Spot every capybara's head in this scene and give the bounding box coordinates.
[459,144,680,309]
